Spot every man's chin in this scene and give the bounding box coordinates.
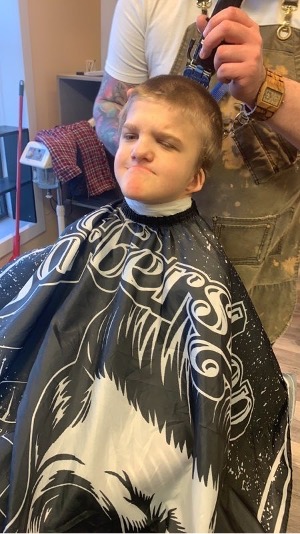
[124,193,149,202]
[122,191,160,204]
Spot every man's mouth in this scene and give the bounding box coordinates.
[128,165,153,174]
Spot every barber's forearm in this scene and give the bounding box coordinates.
[267,77,300,151]
[93,100,121,156]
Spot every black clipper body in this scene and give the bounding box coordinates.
[183,0,243,88]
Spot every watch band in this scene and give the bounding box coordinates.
[244,69,285,121]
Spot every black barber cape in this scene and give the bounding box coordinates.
[0,201,291,533]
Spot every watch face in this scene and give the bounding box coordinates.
[262,88,282,106]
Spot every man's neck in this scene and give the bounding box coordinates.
[125,197,192,216]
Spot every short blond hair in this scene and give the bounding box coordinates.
[118,74,223,174]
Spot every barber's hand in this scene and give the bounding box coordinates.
[197,7,266,107]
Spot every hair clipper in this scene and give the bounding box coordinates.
[183,0,243,88]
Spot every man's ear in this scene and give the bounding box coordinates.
[186,168,205,194]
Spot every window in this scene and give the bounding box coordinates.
[0,126,45,259]
[0,149,7,219]
[0,126,36,224]
[0,194,8,220]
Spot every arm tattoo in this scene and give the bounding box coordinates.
[93,72,137,156]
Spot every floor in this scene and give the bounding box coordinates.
[274,278,300,533]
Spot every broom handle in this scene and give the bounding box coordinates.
[12,80,24,259]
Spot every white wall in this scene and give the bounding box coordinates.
[0,0,28,128]
[0,0,116,130]
[20,0,101,136]
[100,0,117,68]
[0,0,116,266]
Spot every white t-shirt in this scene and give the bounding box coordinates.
[105,0,300,84]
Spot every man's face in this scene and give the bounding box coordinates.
[114,99,204,204]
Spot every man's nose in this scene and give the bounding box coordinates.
[131,138,153,161]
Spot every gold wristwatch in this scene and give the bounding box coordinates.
[244,68,285,121]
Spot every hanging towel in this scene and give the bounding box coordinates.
[35,120,115,196]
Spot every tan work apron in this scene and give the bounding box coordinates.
[171,23,300,343]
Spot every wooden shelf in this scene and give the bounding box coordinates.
[57,74,103,125]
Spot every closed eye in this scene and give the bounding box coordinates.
[157,139,178,150]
